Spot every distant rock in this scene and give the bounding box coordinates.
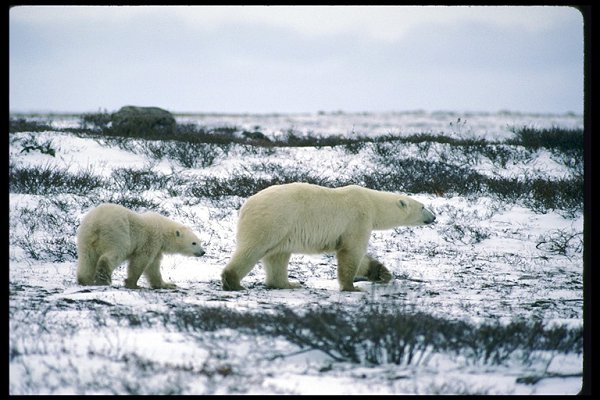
[242,130,271,142]
[111,106,176,137]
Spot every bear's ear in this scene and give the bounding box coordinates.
[397,199,407,208]
[176,230,181,237]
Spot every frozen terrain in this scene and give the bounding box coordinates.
[9,110,585,395]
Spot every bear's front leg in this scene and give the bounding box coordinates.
[263,253,303,289]
[125,255,152,289]
[357,255,392,283]
[336,248,364,292]
[143,255,177,289]
[95,253,119,285]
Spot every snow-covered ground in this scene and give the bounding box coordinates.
[9,111,585,395]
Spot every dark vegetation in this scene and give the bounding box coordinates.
[10,115,584,214]
[168,302,582,367]
[76,299,580,368]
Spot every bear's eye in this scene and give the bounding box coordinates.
[192,242,197,246]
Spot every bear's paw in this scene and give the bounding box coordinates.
[221,270,246,291]
[366,259,393,283]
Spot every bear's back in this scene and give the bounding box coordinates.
[250,182,365,201]
[82,203,132,224]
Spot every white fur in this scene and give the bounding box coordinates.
[221,183,435,291]
[76,203,205,289]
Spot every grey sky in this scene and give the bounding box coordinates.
[9,5,584,114]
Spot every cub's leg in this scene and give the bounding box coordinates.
[355,255,392,283]
[124,254,151,289]
[263,252,301,289]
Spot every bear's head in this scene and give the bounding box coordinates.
[173,227,206,257]
[371,192,436,230]
[396,196,436,226]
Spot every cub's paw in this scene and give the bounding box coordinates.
[124,278,141,289]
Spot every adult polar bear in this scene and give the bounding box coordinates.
[222,183,436,292]
[77,203,205,289]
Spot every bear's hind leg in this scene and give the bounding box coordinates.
[221,249,263,291]
[95,252,121,285]
[263,253,300,289]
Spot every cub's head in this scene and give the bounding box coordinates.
[172,227,206,257]
[396,196,436,226]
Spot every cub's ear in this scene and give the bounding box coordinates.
[397,199,407,208]
[176,230,181,237]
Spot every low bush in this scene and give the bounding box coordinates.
[136,141,229,168]
[188,172,333,199]
[508,126,584,152]
[486,176,583,213]
[9,118,54,133]
[10,198,80,262]
[144,302,584,367]
[111,168,173,192]
[9,163,105,196]
[81,110,112,131]
[16,133,57,157]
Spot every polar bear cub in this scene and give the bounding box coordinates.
[76,203,205,289]
[222,182,435,292]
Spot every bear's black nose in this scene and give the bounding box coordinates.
[196,250,206,257]
[424,208,436,224]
